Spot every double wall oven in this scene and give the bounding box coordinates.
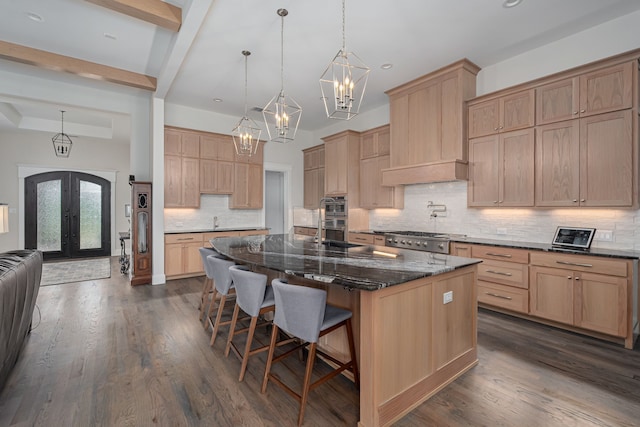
[323,196,348,242]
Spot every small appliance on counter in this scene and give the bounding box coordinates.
[551,226,596,251]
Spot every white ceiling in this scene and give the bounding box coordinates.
[1,0,640,144]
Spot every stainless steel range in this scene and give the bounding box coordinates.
[384,231,455,254]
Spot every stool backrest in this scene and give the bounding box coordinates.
[229,266,268,317]
[271,279,327,343]
[207,256,236,295]
[200,247,224,279]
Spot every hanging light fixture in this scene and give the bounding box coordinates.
[52,110,72,157]
[232,50,262,156]
[319,0,370,120]
[262,8,301,144]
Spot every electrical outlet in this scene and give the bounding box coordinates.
[175,221,184,228]
[443,291,453,304]
[497,227,508,235]
[595,230,613,241]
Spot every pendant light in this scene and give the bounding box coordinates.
[262,8,301,144]
[319,0,370,120]
[232,50,262,156]
[52,110,73,157]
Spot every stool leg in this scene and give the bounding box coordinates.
[202,287,218,330]
[298,342,317,427]
[346,318,360,388]
[224,303,241,357]
[238,315,258,382]
[199,277,212,315]
[210,294,227,346]
[261,324,279,393]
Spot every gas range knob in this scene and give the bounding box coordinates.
[438,243,444,250]
[387,238,393,243]
[407,240,412,245]
[415,242,421,247]
[400,240,406,244]
[393,239,398,243]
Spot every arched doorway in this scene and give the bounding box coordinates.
[25,171,111,260]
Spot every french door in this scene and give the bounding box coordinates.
[25,171,111,260]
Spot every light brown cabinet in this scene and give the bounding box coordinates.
[165,128,201,208]
[530,251,629,339]
[303,144,325,209]
[535,110,633,207]
[359,125,403,209]
[383,59,480,185]
[229,162,263,209]
[468,89,535,139]
[468,128,534,207]
[200,133,235,194]
[322,130,361,201]
[536,61,634,126]
[165,233,205,278]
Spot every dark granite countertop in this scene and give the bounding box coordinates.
[210,234,481,291]
[449,236,640,260]
[165,227,268,234]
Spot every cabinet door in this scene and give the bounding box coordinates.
[200,135,219,159]
[181,132,200,157]
[164,155,182,207]
[304,169,320,209]
[574,272,627,337]
[450,243,472,257]
[500,89,535,133]
[409,83,441,163]
[361,132,377,159]
[530,266,574,325]
[579,110,633,207]
[164,243,183,276]
[468,99,499,139]
[324,138,348,195]
[377,126,391,156]
[468,135,499,206]
[536,77,579,125]
[165,129,182,155]
[580,61,633,117]
[181,157,200,207]
[359,157,378,208]
[500,129,534,206]
[535,120,580,206]
[389,94,409,167]
[247,164,263,208]
[199,159,218,193]
[184,241,204,274]
[375,155,396,207]
[229,163,249,208]
[304,149,315,170]
[217,161,234,194]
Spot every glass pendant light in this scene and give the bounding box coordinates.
[232,50,262,156]
[320,0,370,120]
[262,8,301,144]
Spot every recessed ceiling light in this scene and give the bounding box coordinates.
[503,0,523,8]
[104,32,118,40]
[381,63,393,70]
[26,12,44,22]
[213,98,223,103]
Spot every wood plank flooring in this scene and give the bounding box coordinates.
[1,257,639,426]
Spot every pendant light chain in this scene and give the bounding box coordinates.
[243,52,248,116]
[280,12,284,92]
[342,0,346,52]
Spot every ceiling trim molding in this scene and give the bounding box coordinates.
[85,0,182,32]
[0,40,157,91]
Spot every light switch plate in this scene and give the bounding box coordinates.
[443,291,453,304]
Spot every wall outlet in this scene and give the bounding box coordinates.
[595,229,613,241]
[496,227,508,235]
[175,221,184,228]
[443,291,453,304]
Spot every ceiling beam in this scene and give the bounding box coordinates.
[85,0,182,32]
[0,40,157,91]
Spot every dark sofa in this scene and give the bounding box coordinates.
[0,250,42,390]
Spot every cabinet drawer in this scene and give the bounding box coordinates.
[530,252,628,277]
[478,281,529,313]
[165,233,204,244]
[348,232,374,244]
[471,245,529,264]
[374,235,385,246]
[477,259,528,289]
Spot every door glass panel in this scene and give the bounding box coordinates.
[137,212,148,253]
[37,180,62,251]
[79,180,102,249]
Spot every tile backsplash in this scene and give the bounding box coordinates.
[366,181,640,251]
[164,195,262,231]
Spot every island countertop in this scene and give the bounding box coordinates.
[210,234,481,291]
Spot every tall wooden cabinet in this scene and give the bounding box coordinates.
[322,130,361,200]
[130,182,152,286]
[199,133,235,194]
[229,142,264,209]
[165,128,200,208]
[359,125,403,209]
[303,144,325,209]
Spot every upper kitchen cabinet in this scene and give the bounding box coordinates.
[165,127,200,208]
[359,125,403,209]
[322,130,361,202]
[199,133,235,194]
[382,59,480,186]
[468,89,535,138]
[536,61,634,126]
[229,162,263,209]
[303,144,325,209]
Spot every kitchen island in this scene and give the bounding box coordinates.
[211,234,481,427]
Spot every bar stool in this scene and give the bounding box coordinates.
[198,247,225,328]
[206,257,247,346]
[261,278,359,427]
[225,266,293,382]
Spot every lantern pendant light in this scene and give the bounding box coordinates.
[320,0,370,120]
[262,8,301,143]
[232,50,262,156]
[52,110,73,157]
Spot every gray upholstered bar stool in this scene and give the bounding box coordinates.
[262,278,359,427]
[225,266,291,382]
[206,256,247,346]
[198,247,225,328]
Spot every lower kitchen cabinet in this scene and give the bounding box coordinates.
[165,233,205,278]
[347,232,385,246]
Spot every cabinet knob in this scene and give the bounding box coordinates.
[567,276,572,279]
[575,277,580,280]
[494,127,499,131]
[572,199,578,203]
[499,126,504,129]
[580,109,586,113]
[499,200,503,203]
[493,200,498,204]
[573,111,579,115]
[580,199,585,202]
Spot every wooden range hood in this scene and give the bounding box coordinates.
[381,59,480,186]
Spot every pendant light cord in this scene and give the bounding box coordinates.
[280,12,285,92]
[243,53,248,116]
[342,0,346,52]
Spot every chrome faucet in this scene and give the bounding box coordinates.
[316,197,336,244]
[427,201,446,218]
[213,216,219,230]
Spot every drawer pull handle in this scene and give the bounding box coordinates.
[486,253,512,258]
[556,260,593,268]
[177,238,195,241]
[486,270,513,277]
[485,292,513,300]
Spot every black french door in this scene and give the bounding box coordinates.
[25,171,111,260]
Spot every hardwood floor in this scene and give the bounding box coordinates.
[1,257,639,426]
